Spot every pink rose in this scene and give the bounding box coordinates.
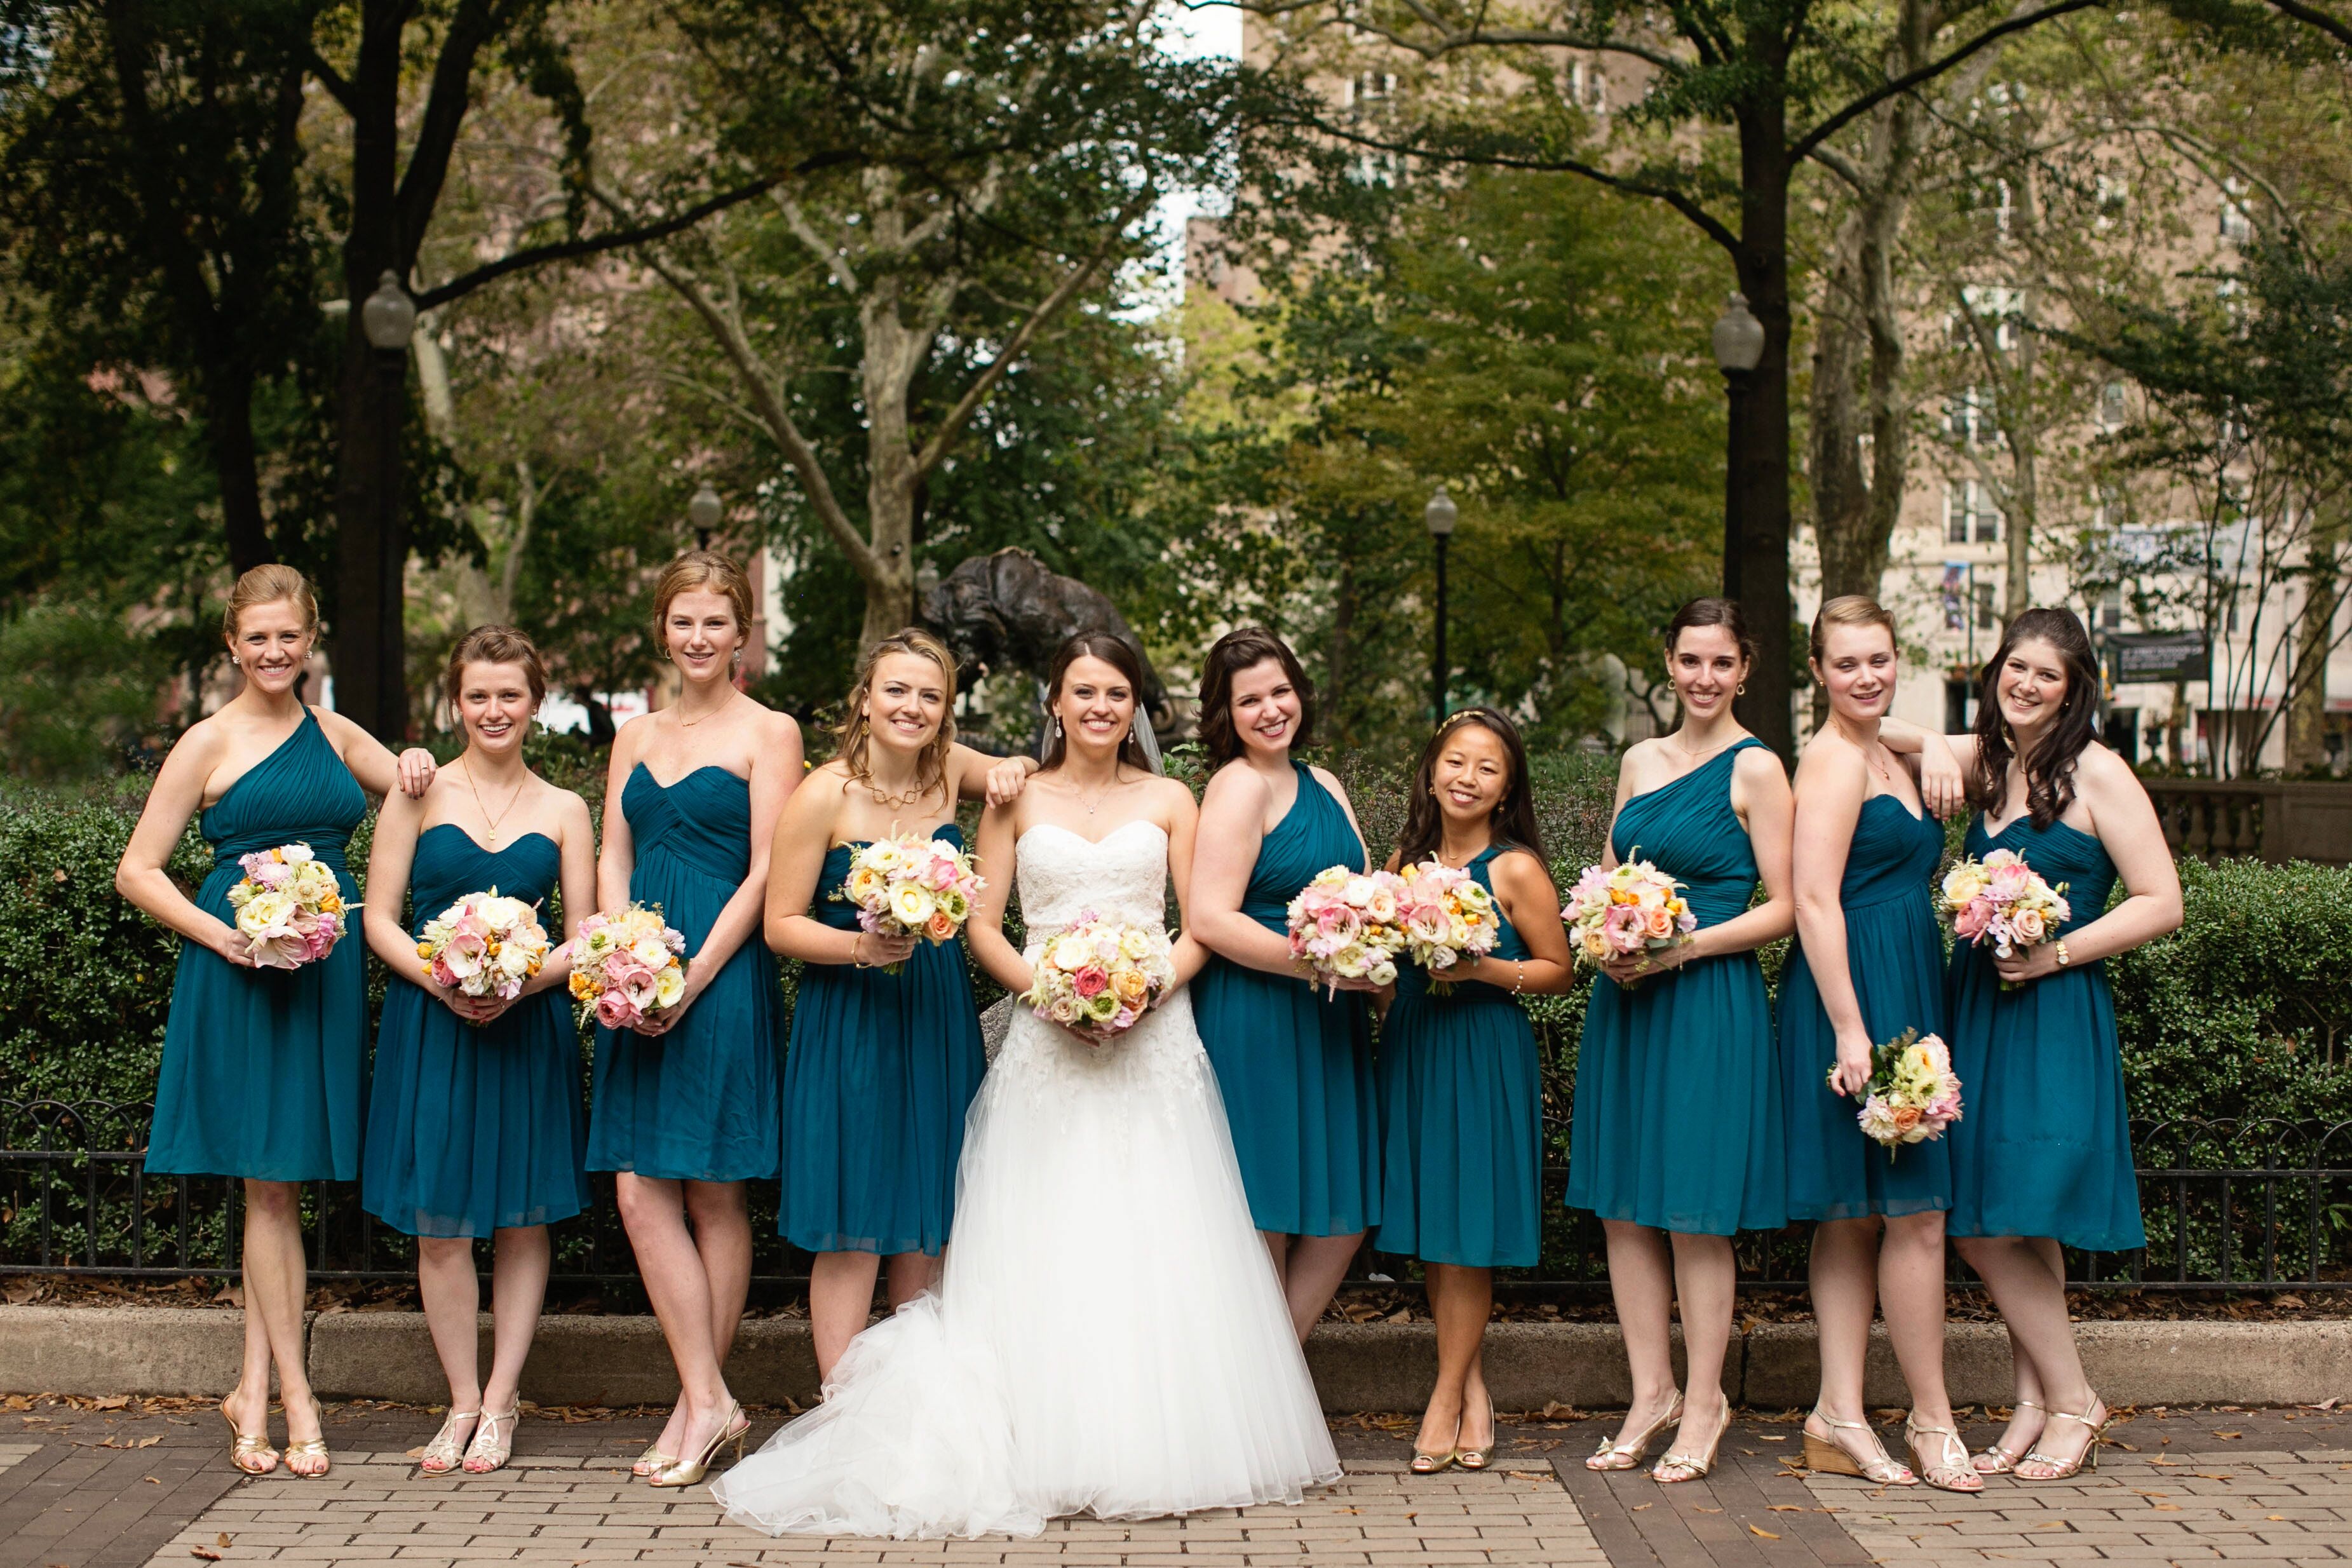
[1642,907,1675,940]
[1074,964,1109,999]
[1954,898,1992,940]
[595,991,636,1029]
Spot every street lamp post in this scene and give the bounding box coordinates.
[1711,292,1766,608]
[1425,486,1457,724]
[689,482,722,548]
[358,271,415,729]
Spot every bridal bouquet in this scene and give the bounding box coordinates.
[1834,1027,1963,1160]
[837,832,985,974]
[1562,855,1698,976]
[225,843,346,970]
[568,903,687,1030]
[1396,859,1500,994]
[1286,866,1406,994]
[1940,848,2071,987]
[419,889,551,1004]
[1022,912,1177,1045]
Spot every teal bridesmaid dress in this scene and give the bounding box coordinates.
[778,827,987,1256]
[1565,738,1787,1235]
[362,826,590,1237]
[1194,763,1381,1237]
[1372,846,1542,1267]
[585,764,783,1182]
[1779,794,1950,1220]
[1945,814,2144,1251]
[147,710,367,1182]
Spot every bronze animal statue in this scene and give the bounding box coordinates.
[920,548,1175,740]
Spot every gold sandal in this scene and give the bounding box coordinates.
[463,1406,518,1475]
[2018,1398,2108,1480]
[219,1395,277,1477]
[1904,1414,1986,1494]
[1588,1391,1684,1472]
[1457,1393,1498,1471]
[417,1408,480,1477]
[282,1396,331,1479]
[631,1439,675,1480]
[650,1402,748,1488]
[1802,1406,1915,1485]
[1973,1398,2044,1475]
[1652,1402,1733,1484]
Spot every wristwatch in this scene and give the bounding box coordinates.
[2053,940,2071,968]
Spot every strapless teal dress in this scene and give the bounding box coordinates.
[1565,739,1787,1235]
[1371,846,1542,1267]
[1779,794,1950,1220]
[1194,764,1381,1238]
[1946,814,2144,1250]
[362,826,590,1238]
[585,764,783,1182]
[778,827,987,1256]
[147,710,367,1182]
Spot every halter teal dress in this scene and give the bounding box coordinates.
[1194,764,1381,1238]
[778,827,987,1257]
[147,710,367,1182]
[362,826,590,1238]
[1565,739,1787,1235]
[1945,814,2143,1251]
[1779,794,1950,1220]
[1371,846,1542,1268]
[585,764,783,1182]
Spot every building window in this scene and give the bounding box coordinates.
[2098,381,2128,431]
[2220,177,2253,245]
[2099,588,2122,630]
[1945,480,2003,544]
[1345,72,1396,114]
[1569,60,1608,111]
[1974,581,1997,630]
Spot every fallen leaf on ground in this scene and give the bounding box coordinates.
[1769,1504,1804,1511]
[93,1395,128,1410]
[1632,1503,1652,1511]
[189,1551,221,1562]
[2268,1515,2288,1521]
[2213,1431,2243,1439]
[216,1535,231,1550]
[2194,1472,2234,1480]
[1748,1524,1780,1539]
[1694,1506,1722,1513]
[2153,1503,2181,1511]
[2035,1521,2069,1529]
[142,1477,159,1485]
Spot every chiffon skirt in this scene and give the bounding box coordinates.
[1372,991,1542,1267]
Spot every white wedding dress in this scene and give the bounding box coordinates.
[713,820,1341,1539]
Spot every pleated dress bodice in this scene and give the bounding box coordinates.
[778,825,987,1256]
[1564,739,1787,1235]
[1196,764,1381,1237]
[585,763,784,1182]
[1372,844,1541,1267]
[147,710,368,1181]
[363,825,589,1238]
[1779,793,1951,1221]
[1945,813,2142,1250]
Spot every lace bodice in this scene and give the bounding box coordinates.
[1015,820,1172,934]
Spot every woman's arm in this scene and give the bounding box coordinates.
[1876,717,1974,818]
[1616,747,1795,978]
[114,724,252,966]
[763,770,916,968]
[526,788,598,998]
[1161,780,1210,987]
[314,707,436,800]
[950,744,1037,807]
[1787,738,1874,1094]
[966,800,1032,994]
[361,790,491,1022]
[1461,850,1574,996]
[1992,747,2184,983]
[595,721,644,914]
[1187,765,1294,977]
[1593,746,1646,877]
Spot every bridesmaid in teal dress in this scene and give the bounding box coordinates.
[1780,598,1975,1495]
[1191,628,1381,1340]
[763,629,1035,1382]
[362,626,597,1478]
[116,565,436,1478]
[1566,597,1792,1487]
[1889,608,2180,1483]
[1371,708,1572,1475]
[586,551,804,1488]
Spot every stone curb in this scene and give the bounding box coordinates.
[6,1306,2349,1410]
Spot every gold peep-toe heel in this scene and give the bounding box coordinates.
[417,1408,480,1477]
[1801,1407,1915,1485]
[649,1401,747,1489]
[1457,1393,1499,1471]
[631,1440,675,1480]
[2017,1398,2109,1481]
[219,1395,278,1477]
[1588,1390,1684,1471]
[281,1397,332,1479]
[1973,1398,2044,1475]
[1652,1402,1733,1484]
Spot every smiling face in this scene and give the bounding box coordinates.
[1053,654,1137,758]
[864,651,949,754]
[662,588,743,686]
[1668,623,1748,723]
[1228,658,1304,760]
[1815,621,1898,723]
[227,598,313,698]
[1995,635,2071,740]
[457,661,537,757]
[1429,720,1511,827]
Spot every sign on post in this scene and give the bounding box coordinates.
[2106,630,2210,685]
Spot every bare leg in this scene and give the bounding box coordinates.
[686,1180,752,1366]
[884,1251,939,1310]
[242,1181,325,1473]
[416,1237,485,1414]
[1807,1218,1881,1431]
[616,1175,736,1466]
[1260,1229,1290,1294]
[1955,1235,2092,1475]
[1419,1263,1493,1460]
[1281,1233,1363,1342]
[1881,1211,1978,1488]
[1662,1231,1736,1470]
[1598,1220,1680,1455]
[483,1226,551,1416]
[809,1252,884,1383]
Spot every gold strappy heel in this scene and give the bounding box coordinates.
[281,1396,331,1479]
[2018,1398,2108,1480]
[219,1395,277,1477]
[631,1440,675,1480]
[417,1408,480,1476]
[1588,1390,1684,1471]
[1802,1406,1915,1485]
[1457,1393,1499,1471]
[1973,1398,2044,1475]
[1904,1414,1986,1493]
[463,1405,518,1475]
[1652,1402,1733,1484]
[649,1401,747,1488]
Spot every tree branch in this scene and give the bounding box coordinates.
[2261,0,2352,48]
[304,44,357,114]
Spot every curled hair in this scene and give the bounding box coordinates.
[1970,607,2101,830]
[652,549,753,647]
[836,628,957,802]
[442,625,548,722]
[1042,632,1153,773]
[222,564,320,641]
[1393,707,1546,869]
[1809,594,1898,665]
[1665,597,1756,666]
[1196,626,1315,767]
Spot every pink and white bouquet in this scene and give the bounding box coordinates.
[1940,848,2071,985]
[837,832,985,975]
[1286,866,1407,993]
[417,889,551,1004]
[567,903,687,1031]
[1396,859,1501,993]
[1834,1028,1963,1160]
[1562,855,1698,975]
[225,843,346,969]
[1020,912,1178,1046]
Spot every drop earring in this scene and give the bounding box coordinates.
[1737,682,1748,696]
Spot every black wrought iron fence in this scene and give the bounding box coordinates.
[5,1099,2348,1297]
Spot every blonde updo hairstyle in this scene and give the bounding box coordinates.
[835,628,959,801]
[221,563,321,644]
[442,625,548,727]
[1808,593,1898,666]
[651,549,754,657]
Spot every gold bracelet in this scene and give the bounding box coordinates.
[850,934,868,969]
[1513,959,1527,994]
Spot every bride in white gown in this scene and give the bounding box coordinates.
[714,634,1340,1539]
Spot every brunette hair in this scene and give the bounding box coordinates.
[221,564,320,641]
[651,549,753,647]
[1809,594,1898,665]
[1196,626,1315,766]
[1665,596,1756,666]
[1041,632,1154,773]
[835,628,958,801]
[1970,607,2102,830]
[1393,706,1546,869]
[442,625,548,721]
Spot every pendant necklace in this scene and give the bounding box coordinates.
[463,760,525,849]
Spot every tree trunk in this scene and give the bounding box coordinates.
[201,361,275,576]
[2288,518,2344,773]
[1729,99,1797,761]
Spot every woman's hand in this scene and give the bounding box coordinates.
[395,748,438,799]
[982,755,1036,807]
[1828,1025,1875,1097]
[1993,941,2064,986]
[1601,940,1693,987]
[632,963,711,1035]
[205,921,259,969]
[1915,734,1966,819]
[851,929,918,969]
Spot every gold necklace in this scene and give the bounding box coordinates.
[461,759,525,849]
[866,773,929,809]
[674,696,729,729]
[1677,733,1733,765]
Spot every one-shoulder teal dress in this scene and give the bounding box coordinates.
[585,764,783,1182]
[147,710,367,1182]
[1945,815,2143,1251]
[1565,739,1787,1235]
[778,827,987,1257]
[1372,846,1542,1268]
[1779,794,1950,1221]
[1194,764,1381,1238]
[362,826,590,1238]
